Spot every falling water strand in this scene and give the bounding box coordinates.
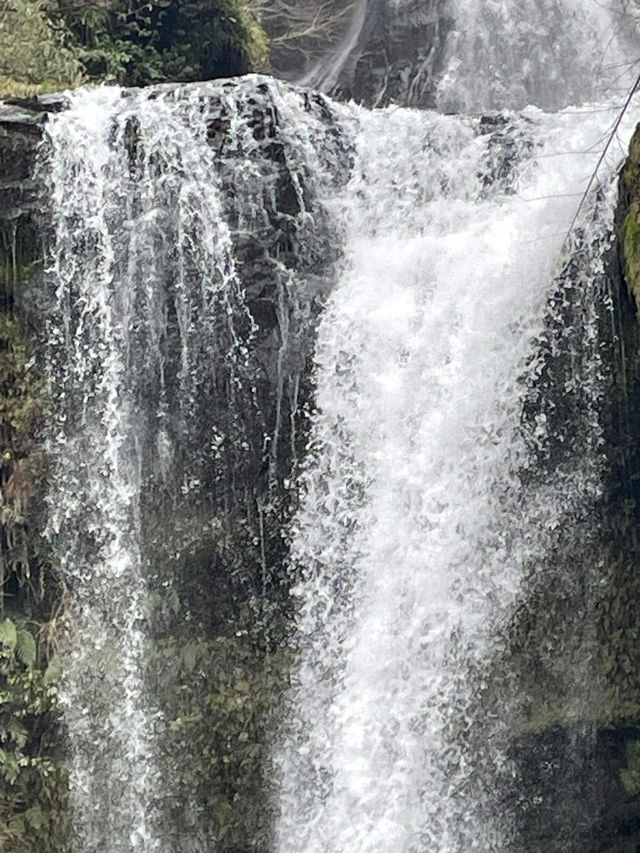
[43,85,241,851]
[40,77,352,850]
[299,0,368,92]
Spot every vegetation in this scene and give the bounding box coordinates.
[56,0,268,86]
[0,0,269,97]
[0,0,81,97]
[0,220,68,850]
[0,618,67,852]
[149,630,287,847]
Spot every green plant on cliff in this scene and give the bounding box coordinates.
[0,617,67,852]
[619,126,640,306]
[0,0,81,97]
[148,595,289,847]
[0,0,268,96]
[620,740,640,796]
[0,226,68,849]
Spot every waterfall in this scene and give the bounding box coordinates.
[437,0,639,111]
[31,0,640,850]
[42,85,250,850]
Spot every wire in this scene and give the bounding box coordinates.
[563,64,640,250]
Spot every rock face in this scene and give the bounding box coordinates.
[271,0,451,108]
[0,101,53,297]
[501,124,640,853]
[341,0,450,108]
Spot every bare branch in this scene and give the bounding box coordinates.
[248,0,355,68]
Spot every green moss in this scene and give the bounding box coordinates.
[233,0,270,72]
[621,204,640,306]
[621,126,640,200]
[619,125,640,307]
[621,740,640,795]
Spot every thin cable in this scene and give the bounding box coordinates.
[563,65,640,249]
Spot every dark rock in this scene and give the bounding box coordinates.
[271,0,452,109]
[347,0,451,108]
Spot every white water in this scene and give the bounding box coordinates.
[43,85,253,851]
[438,0,639,111]
[274,2,640,851]
[40,77,348,850]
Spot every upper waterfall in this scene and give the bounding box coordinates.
[438,0,640,111]
[290,0,640,110]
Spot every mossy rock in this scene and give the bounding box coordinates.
[619,125,640,306]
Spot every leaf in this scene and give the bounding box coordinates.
[6,718,27,748]
[0,618,17,651]
[16,629,36,668]
[26,803,43,830]
[43,655,62,686]
[168,589,180,615]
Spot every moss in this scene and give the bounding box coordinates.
[0,76,78,100]
[621,203,640,306]
[619,125,640,307]
[620,126,640,200]
[234,0,270,72]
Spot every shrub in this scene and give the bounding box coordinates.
[0,0,81,97]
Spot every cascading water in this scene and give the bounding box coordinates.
[273,107,633,853]
[42,86,250,851]
[437,0,638,111]
[273,3,640,853]
[30,0,640,850]
[299,0,369,93]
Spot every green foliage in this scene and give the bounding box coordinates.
[58,0,268,86]
[0,617,67,853]
[619,126,640,306]
[150,630,288,848]
[0,0,268,95]
[0,0,81,97]
[0,226,68,851]
[0,311,50,613]
[621,207,640,308]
